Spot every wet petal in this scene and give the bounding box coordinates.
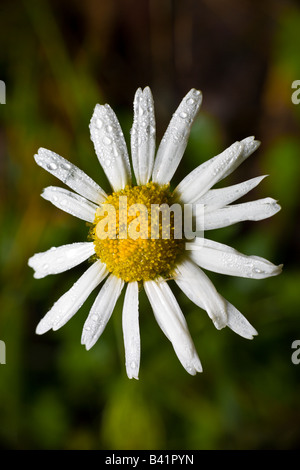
[176,137,260,203]
[201,198,281,230]
[176,141,243,203]
[198,175,268,210]
[81,274,124,350]
[131,87,156,185]
[36,260,108,334]
[89,103,131,191]
[174,258,227,329]
[35,148,107,204]
[225,300,258,339]
[175,259,257,339]
[28,242,95,279]
[188,238,283,279]
[41,186,98,223]
[122,281,140,379]
[152,89,202,184]
[144,279,202,375]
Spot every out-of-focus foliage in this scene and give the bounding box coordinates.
[0,0,299,450]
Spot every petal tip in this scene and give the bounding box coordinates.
[276,263,284,275]
[36,320,52,335]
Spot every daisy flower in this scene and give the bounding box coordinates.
[28,87,282,379]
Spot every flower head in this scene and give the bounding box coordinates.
[29,87,282,379]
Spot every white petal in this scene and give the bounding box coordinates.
[28,242,95,279]
[35,148,107,204]
[144,279,202,375]
[131,87,156,185]
[174,259,257,339]
[188,238,283,279]
[41,186,98,223]
[222,136,261,179]
[225,300,258,339]
[201,198,281,230]
[176,141,244,203]
[198,175,268,210]
[176,136,260,204]
[200,136,260,179]
[36,260,108,334]
[89,103,131,191]
[174,258,227,329]
[122,282,140,380]
[151,89,202,184]
[81,274,124,350]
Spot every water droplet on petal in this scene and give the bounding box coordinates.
[48,162,57,171]
[61,162,71,170]
[103,136,112,145]
[253,267,263,274]
[96,118,103,129]
[130,361,136,369]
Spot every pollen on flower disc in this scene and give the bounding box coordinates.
[91,183,185,282]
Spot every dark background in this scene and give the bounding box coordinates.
[0,0,300,449]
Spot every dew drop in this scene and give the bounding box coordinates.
[103,136,112,145]
[96,118,103,129]
[91,314,98,322]
[186,98,195,105]
[180,111,188,119]
[253,267,263,274]
[61,162,71,170]
[48,162,57,171]
[105,159,111,167]
[130,361,136,369]
[106,125,113,133]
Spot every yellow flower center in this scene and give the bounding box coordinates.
[91,183,185,282]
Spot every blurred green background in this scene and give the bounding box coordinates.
[0,0,300,450]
